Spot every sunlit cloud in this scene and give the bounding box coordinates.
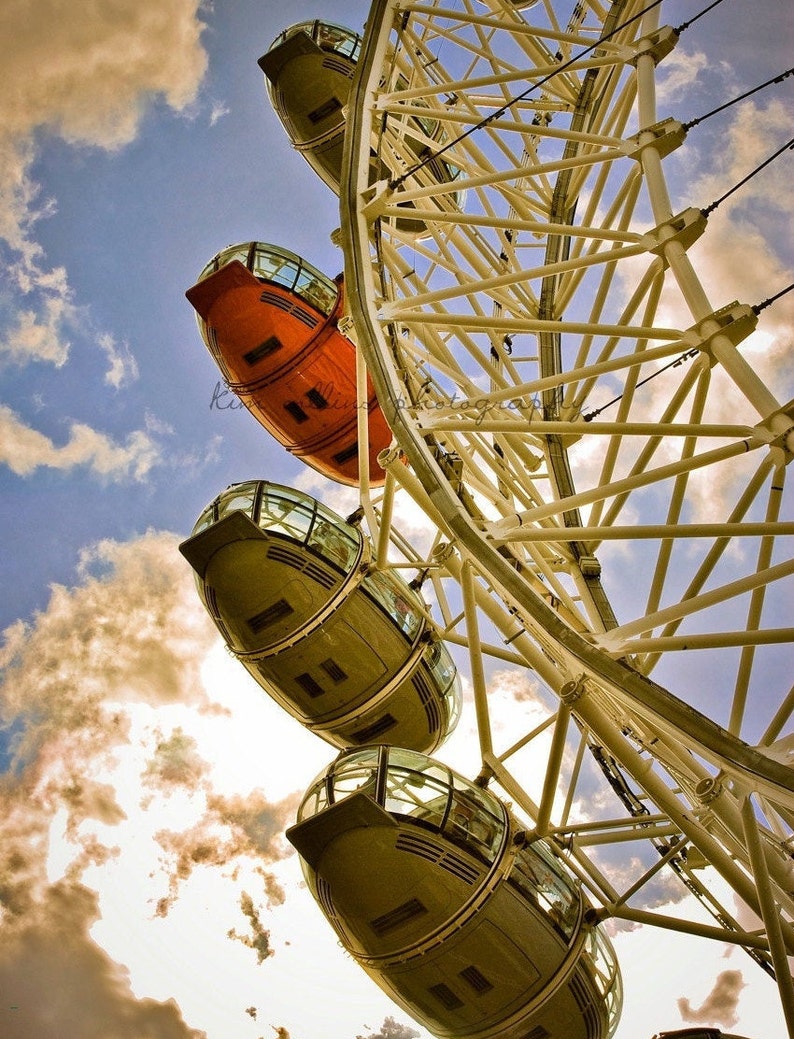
[0,404,162,480]
[0,880,207,1039]
[0,294,75,368]
[0,532,219,1035]
[356,1019,421,1039]
[0,2,207,152]
[678,969,747,1028]
[0,0,209,372]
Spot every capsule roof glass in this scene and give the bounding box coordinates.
[195,242,338,317]
[266,20,362,61]
[191,480,361,575]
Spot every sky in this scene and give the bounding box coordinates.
[0,2,791,1038]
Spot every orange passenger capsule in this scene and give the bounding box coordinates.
[186,242,392,486]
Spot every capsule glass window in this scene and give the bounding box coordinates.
[195,243,251,282]
[215,483,259,523]
[307,513,359,572]
[256,484,317,544]
[251,246,301,290]
[510,841,580,941]
[314,21,362,60]
[426,639,462,722]
[363,569,423,639]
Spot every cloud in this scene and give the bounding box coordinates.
[0,880,207,1038]
[209,101,231,127]
[0,295,75,368]
[0,404,162,480]
[98,332,140,388]
[0,0,209,368]
[0,0,207,148]
[142,727,209,791]
[0,532,216,763]
[677,969,747,1028]
[227,891,273,964]
[656,47,710,104]
[0,531,223,1033]
[355,1018,421,1039]
[153,788,299,916]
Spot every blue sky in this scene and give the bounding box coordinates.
[0,2,791,1038]
[0,0,371,635]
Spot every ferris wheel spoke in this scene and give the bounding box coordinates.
[341,0,794,1018]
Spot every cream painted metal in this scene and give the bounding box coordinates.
[339,0,794,1027]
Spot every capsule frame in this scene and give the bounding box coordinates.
[288,746,623,1039]
[180,482,461,753]
[186,242,392,485]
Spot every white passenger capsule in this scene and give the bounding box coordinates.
[259,20,461,232]
[180,482,461,752]
[288,746,623,1039]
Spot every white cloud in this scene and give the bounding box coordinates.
[0,0,209,368]
[98,332,140,388]
[656,47,711,105]
[0,404,162,480]
[209,101,231,127]
[0,0,208,155]
[0,299,72,367]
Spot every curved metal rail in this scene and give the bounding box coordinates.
[341,0,794,1024]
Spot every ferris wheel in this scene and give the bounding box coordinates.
[337,0,794,1026]
[184,1,793,1035]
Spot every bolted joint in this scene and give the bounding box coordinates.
[631,25,679,67]
[624,117,687,161]
[560,676,586,705]
[691,302,758,363]
[645,207,707,256]
[695,775,723,804]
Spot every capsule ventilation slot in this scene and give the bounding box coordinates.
[306,387,328,409]
[266,544,336,589]
[248,598,293,633]
[259,290,318,328]
[413,667,441,736]
[205,586,219,619]
[320,658,347,683]
[395,833,479,885]
[428,983,464,1011]
[321,57,355,78]
[350,714,397,744]
[243,336,282,366]
[459,965,493,994]
[369,897,427,937]
[316,877,342,928]
[569,970,600,1039]
[519,1029,550,1039]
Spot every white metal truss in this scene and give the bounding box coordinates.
[340,0,794,1027]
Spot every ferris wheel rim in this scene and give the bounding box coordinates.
[340,0,794,805]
